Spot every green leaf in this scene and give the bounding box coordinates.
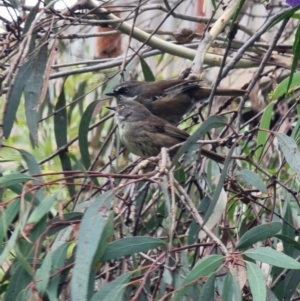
[199,272,215,301]
[268,5,300,29]
[275,234,300,252]
[236,222,282,250]
[0,173,35,188]
[23,0,40,34]
[246,261,266,301]
[18,148,42,180]
[35,252,52,296]
[71,191,115,301]
[0,225,21,266]
[68,80,88,123]
[286,24,300,93]
[91,272,132,301]
[54,86,76,196]
[221,272,236,301]
[210,0,217,11]
[229,269,241,301]
[244,247,300,269]
[174,255,224,301]
[101,237,166,261]
[275,133,300,180]
[6,0,19,9]
[270,73,300,100]
[230,0,247,31]
[256,101,275,159]
[47,243,70,301]
[282,203,295,256]
[24,42,48,144]
[140,56,155,82]
[78,99,103,172]
[200,141,238,236]
[48,212,83,237]
[18,148,44,200]
[4,263,31,301]
[172,115,225,165]
[188,193,212,244]
[0,199,20,245]
[3,56,35,138]
[291,105,300,140]
[27,194,57,225]
[236,169,267,193]
[15,245,33,276]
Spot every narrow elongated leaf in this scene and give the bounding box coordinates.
[275,234,300,252]
[0,173,35,188]
[200,141,238,236]
[101,237,165,261]
[268,5,300,29]
[78,99,103,171]
[236,169,267,193]
[229,269,242,301]
[172,116,225,165]
[0,225,20,266]
[236,222,282,250]
[4,263,32,301]
[188,193,212,244]
[18,148,44,200]
[18,149,42,179]
[244,247,300,269]
[47,243,70,301]
[267,288,279,301]
[286,25,300,93]
[292,104,300,140]
[24,42,48,144]
[91,272,132,301]
[3,57,34,138]
[271,72,300,100]
[230,0,247,31]
[282,203,295,256]
[222,272,235,301]
[8,183,40,205]
[15,245,33,276]
[68,80,87,123]
[71,191,115,301]
[27,194,57,225]
[275,133,300,180]
[246,261,266,301]
[199,273,215,301]
[200,188,227,239]
[140,56,155,82]
[35,252,52,296]
[54,87,76,196]
[48,212,83,237]
[23,1,40,33]
[256,102,275,159]
[174,255,224,301]
[0,199,20,245]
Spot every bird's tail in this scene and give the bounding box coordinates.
[203,87,246,97]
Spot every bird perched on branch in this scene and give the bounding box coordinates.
[106,79,245,124]
[107,100,225,163]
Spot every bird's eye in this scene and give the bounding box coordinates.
[124,88,129,93]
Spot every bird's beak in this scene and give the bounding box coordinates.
[106,106,116,111]
[105,92,116,97]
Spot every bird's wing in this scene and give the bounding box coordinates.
[143,116,189,142]
[163,79,202,96]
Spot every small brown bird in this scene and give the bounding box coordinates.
[106,79,245,124]
[107,100,225,163]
